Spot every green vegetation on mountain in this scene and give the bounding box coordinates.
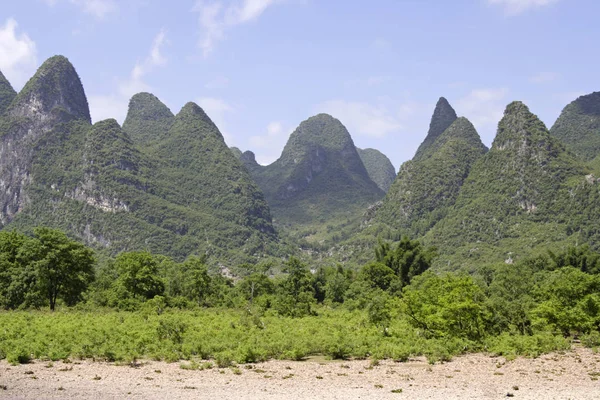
[230,146,243,159]
[378,116,487,236]
[0,56,280,265]
[9,55,90,123]
[413,97,457,161]
[425,101,599,269]
[0,70,16,115]
[590,154,600,176]
[550,92,600,161]
[247,114,384,244]
[357,148,396,192]
[122,92,174,146]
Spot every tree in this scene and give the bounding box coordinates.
[0,231,42,309]
[22,228,95,311]
[275,257,315,317]
[374,237,436,289]
[360,262,397,291]
[113,251,164,301]
[402,272,489,340]
[548,245,600,274]
[533,267,600,335]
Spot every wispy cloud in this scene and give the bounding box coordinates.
[487,0,559,16]
[529,71,559,84]
[192,0,281,57]
[0,18,37,90]
[43,0,118,19]
[88,29,168,123]
[315,100,403,138]
[455,88,509,144]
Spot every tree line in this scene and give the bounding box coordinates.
[1,227,599,344]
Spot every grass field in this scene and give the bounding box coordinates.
[0,307,572,366]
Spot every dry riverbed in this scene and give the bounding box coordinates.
[1,347,599,399]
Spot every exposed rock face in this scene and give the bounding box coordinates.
[550,91,600,161]
[357,148,396,192]
[0,57,279,263]
[378,116,487,235]
[413,97,457,161]
[9,55,90,127]
[122,92,174,146]
[0,70,16,115]
[0,56,90,225]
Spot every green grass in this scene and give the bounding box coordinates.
[0,307,570,365]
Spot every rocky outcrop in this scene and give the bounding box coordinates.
[0,56,90,225]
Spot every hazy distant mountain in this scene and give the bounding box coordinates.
[550,91,600,161]
[357,148,396,192]
[248,113,384,231]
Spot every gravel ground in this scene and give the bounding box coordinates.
[1,347,599,399]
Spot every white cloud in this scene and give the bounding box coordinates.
[488,0,559,15]
[88,29,168,123]
[249,120,289,165]
[193,0,280,57]
[266,121,282,135]
[316,100,403,138]
[43,0,118,19]
[0,18,37,90]
[455,88,509,144]
[529,71,559,84]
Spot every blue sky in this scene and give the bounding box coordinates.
[0,0,596,168]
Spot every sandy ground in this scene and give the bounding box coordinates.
[1,347,599,399]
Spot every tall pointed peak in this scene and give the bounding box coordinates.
[10,55,90,123]
[492,101,550,150]
[413,96,458,160]
[0,69,16,115]
[122,92,174,145]
[285,113,355,152]
[125,92,173,122]
[170,102,224,142]
[176,102,216,125]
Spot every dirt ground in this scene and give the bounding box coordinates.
[1,346,599,399]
